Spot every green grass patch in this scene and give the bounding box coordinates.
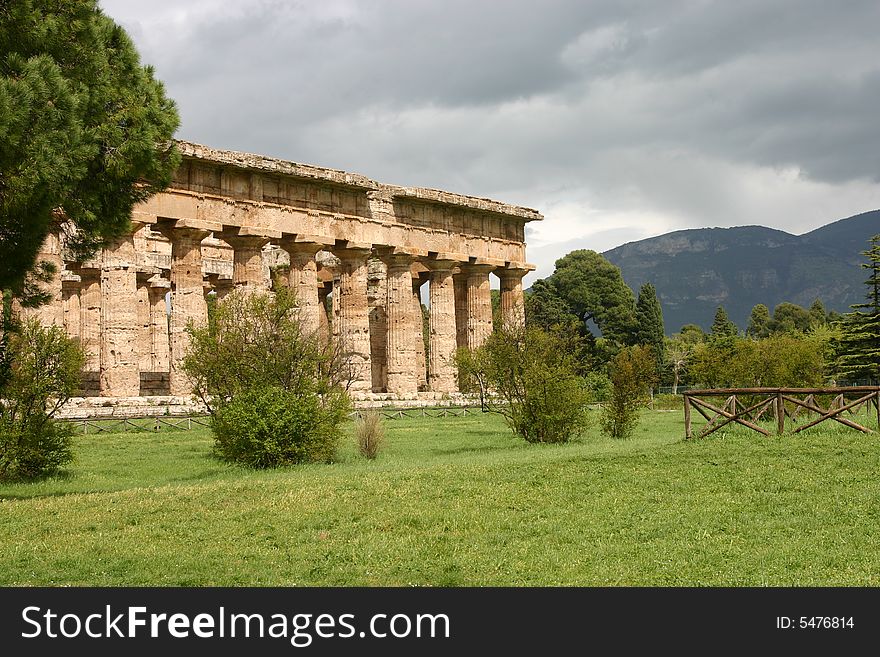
[2,410,879,586]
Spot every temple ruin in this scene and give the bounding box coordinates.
[25,141,541,400]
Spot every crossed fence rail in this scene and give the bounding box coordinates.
[683,387,880,439]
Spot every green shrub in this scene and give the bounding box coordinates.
[355,410,385,460]
[0,319,84,481]
[212,385,347,468]
[456,324,590,443]
[583,370,612,402]
[183,287,351,467]
[600,345,658,439]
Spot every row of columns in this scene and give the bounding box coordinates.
[28,228,528,398]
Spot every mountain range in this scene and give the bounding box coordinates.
[602,210,879,333]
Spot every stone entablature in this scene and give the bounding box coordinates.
[25,141,541,400]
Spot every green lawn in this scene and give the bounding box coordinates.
[2,409,879,586]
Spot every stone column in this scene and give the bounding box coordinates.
[367,258,388,392]
[426,261,459,393]
[165,227,210,396]
[334,246,373,391]
[99,235,140,397]
[149,278,171,373]
[462,264,495,349]
[453,272,469,349]
[317,283,332,344]
[412,273,428,391]
[224,234,270,293]
[79,268,102,373]
[61,273,82,343]
[497,267,528,329]
[383,254,418,395]
[279,239,323,335]
[22,232,64,326]
[137,280,153,372]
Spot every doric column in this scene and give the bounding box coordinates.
[162,226,211,396]
[367,257,388,392]
[279,238,324,336]
[382,253,418,395]
[497,267,528,329]
[223,233,271,293]
[137,279,153,372]
[317,282,332,343]
[79,268,102,373]
[461,264,496,349]
[149,277,171,373]
[334,245,373,391]
[61,272,82,343]
[453,272,469,349]
[426,260,459,393]
[22,232,64,326]
[99,235,140,397]
[412,273,428,391]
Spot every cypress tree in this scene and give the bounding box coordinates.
[833,235,880,383]
[710,306,738,339]
[747,303,770,338]
[635,282,665,376]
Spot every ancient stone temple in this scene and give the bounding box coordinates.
[26,141,541,399]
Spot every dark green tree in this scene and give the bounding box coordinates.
[809,299,827,327]
[525,278,583,336]
[768,302,812,334]
[0,0,180,296]
[634,282,665,378]
[710,306,738,339]
[746,303,770,338]
[833,234,880,382]
[545,250,637,346]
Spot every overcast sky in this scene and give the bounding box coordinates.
[100,0,880,284]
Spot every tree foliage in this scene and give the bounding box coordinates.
[600,345,658,439]
[182,287,351,467]
[0,319,84,481]
[455,325,590,443]
[635,282,665,378]
[0,0,180,295]
[537,250,638,346]
[746,303,770,338]
[768,302,812,335]
[710,306,738,339]
[833,234,880,382]
[689,333,830,388]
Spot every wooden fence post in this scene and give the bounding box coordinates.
[684,394,692,439]
[776,392,785,435]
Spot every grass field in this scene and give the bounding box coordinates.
[2,409,879,586]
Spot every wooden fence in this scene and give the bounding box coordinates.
[683,387,880,439]
[64,406,482,435]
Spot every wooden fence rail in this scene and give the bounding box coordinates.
[683,387,880,439]
[63,406,482,435]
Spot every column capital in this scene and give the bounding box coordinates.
[495,266,530,283]
[334,244,373,262]
[278,238,326,256]
[422,257,463,273]
[459,262,497,277]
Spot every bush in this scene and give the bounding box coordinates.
[183,287,351,467]
[0,319,84,481]
[212,386,346,468]
[600,345,658,439]
[456,324,590,443]
[355,410,385,460]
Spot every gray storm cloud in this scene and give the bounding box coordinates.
[101,0,880,282]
